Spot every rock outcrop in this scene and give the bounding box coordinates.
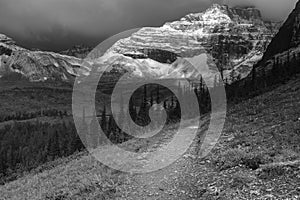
[103,4,280,81]
[261,1,300,62]
[0,36,89,81]
[0,4,281,83]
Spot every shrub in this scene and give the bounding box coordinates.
[213,148,265,170]
[229,172,255,189]
[258,165,287,180]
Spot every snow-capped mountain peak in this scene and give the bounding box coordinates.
[183,4,232,24]
[0,33,89,82]
[102,4,280,82]
[0,4,281,83]
[0,34,15,45]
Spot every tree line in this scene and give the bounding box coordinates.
[1,48,299,184]
[0,109,69,123]
[228,50,300,101]
[0,120,83,184]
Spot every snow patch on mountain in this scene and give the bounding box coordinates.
[0,4,282,83]
[0,38,89,81]
[100,4,280,82]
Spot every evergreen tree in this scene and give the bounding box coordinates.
[163,100,168,110]
[150,92,154,106]
[108,115,116,142]
[230,68,236,83]
[261,67,267,88]
[52,130,61,157]
[199,76,204,94]
[297,53,300,73]
[292,53,297,74]
[118,93,125,131]
[129,98,137,123]
[213,74,219,88]
[138,85,150,125]
[173,99,181,120]
[47,129,60,159]
[287,50,291,75]
[101,105,107,133]
[252,64,257,91]
[171,95,175,108]
[79,107,88,148]
[89,111,100,148]
[271,57,279,83]
[0,151,7,175]
[156,85,160,104]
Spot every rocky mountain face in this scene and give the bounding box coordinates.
[249,0,300,80]
[0,4,280,83]
[261,0,300,62]
[102,4,280,82]
[0,34,16,46]
[0,34,22,55]
[60,45,93,59]
[0,35,89,82]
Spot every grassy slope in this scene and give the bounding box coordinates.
[0,151,127,200]
[1,76,300,199]
[0,80,73,115]
[205,75,300,198]
[0,81,110,117]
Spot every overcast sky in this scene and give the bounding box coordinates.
[0,0,298,51]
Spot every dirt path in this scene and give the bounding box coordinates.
[2,78,300,199]
[112,78,300,200]
[112,117,221,200]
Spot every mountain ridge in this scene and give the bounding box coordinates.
[0,4,280,83]
[60,45,94,59]
[0,35,90,82]
[261,0,300,62]
[101,4,280,82]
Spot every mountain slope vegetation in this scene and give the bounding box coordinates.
[1,74,299,199]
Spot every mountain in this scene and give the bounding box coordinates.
[60,45,93,59]
[0,4,280,83]
[262,1,300,61]
[0,35,89,82]
[252,0,300,79]
[101,4,280,82]
[2,76,300,199]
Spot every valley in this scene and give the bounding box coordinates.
[0,75,299,199]
[0,1,300,199]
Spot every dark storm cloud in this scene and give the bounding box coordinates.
[0,0,298,51]
[227,0,298,21]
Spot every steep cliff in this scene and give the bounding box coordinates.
[0,36,89,81]
[0,4,280,82]
[261,0,300,62]
[103,4,280,81]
